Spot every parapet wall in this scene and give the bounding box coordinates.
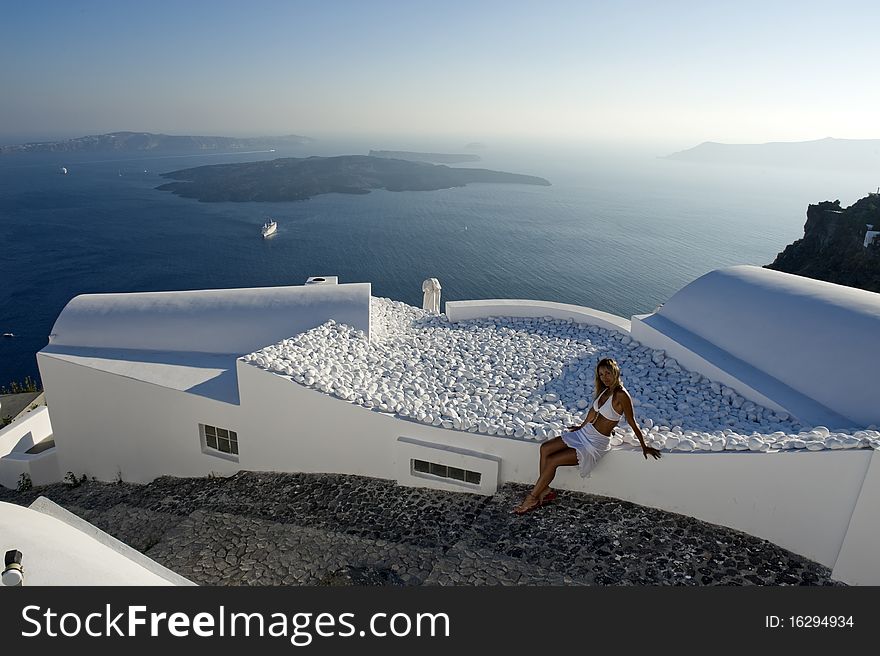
[445,299,631,333]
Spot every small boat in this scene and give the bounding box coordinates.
[60,167,68,175]
[261,219,277,238]
[2,333,14,338]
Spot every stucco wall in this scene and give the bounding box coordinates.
[37,353,243,483]
[445,299,631,333]
[0,499,191,585]
[0,406,59,488]
[831,449,880,585]
[48,282,372,355]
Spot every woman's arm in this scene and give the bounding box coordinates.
[620,391,661,460]
[567,406,596,431]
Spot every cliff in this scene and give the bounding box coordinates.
[766,194,880,293]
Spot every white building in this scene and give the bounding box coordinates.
[1,266,879,584]
[865,224,880,248]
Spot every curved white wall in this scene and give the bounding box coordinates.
[445,299,631,333]
[643,266,880,427]
[49,283,372,355]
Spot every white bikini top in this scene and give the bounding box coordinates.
[592,388,624,422]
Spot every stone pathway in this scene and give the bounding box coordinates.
[0,472,840,586]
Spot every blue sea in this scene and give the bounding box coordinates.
[1,138,876,386]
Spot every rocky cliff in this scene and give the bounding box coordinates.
[766,194,880,293]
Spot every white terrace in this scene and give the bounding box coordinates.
[1,266,878,584]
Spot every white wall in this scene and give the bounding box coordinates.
[831,449,880,585]
[0,406,59,489]
[446,299,631,334]
[48,282,372,354]
[554,448,872,573]
[235,360,537,487]
[38,353,243,483]
[0,499,192,585]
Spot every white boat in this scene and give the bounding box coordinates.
[261,219,277,238]
[60,167,68,175]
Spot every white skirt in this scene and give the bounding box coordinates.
[561,423,611,478]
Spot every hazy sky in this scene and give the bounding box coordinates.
[2,0,879,146]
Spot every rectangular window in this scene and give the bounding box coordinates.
[200,423,239,462]
[411,459,481,486]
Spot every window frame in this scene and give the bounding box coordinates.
[199,423,240,462]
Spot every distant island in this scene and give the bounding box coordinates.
[464,142,487,150]
[766,192,880,293]
[156,155,550,202]
[665,137,880,169]
[369,150,481,164]
[0,131,314,155]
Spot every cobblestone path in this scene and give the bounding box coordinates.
[0,472,840,586]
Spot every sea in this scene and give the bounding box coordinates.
[1,137,877,387]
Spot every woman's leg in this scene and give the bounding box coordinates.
[539,436,568,474]
[531,449,578,499]
[515,447,578,513]
[537,436,569,501]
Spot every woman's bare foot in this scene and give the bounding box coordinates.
[513,493,541,515]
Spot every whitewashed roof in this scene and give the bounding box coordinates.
[47,283,371,354]
[39,283,371,400]
[653,265,880,427]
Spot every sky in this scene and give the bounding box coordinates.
[2,0,879,147]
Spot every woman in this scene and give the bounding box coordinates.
[514,357,661,515]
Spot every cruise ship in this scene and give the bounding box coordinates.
[261,219,277,238]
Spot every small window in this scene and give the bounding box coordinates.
[411,459,481,486]
[200,423,239,462]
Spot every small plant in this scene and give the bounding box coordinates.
[0,376,41,395]
[17,473,32,492]
[1,415,12,428]
[115,468,124,484]
[63,471,81,488]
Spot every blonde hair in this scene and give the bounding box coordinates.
[593,358,622,399]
